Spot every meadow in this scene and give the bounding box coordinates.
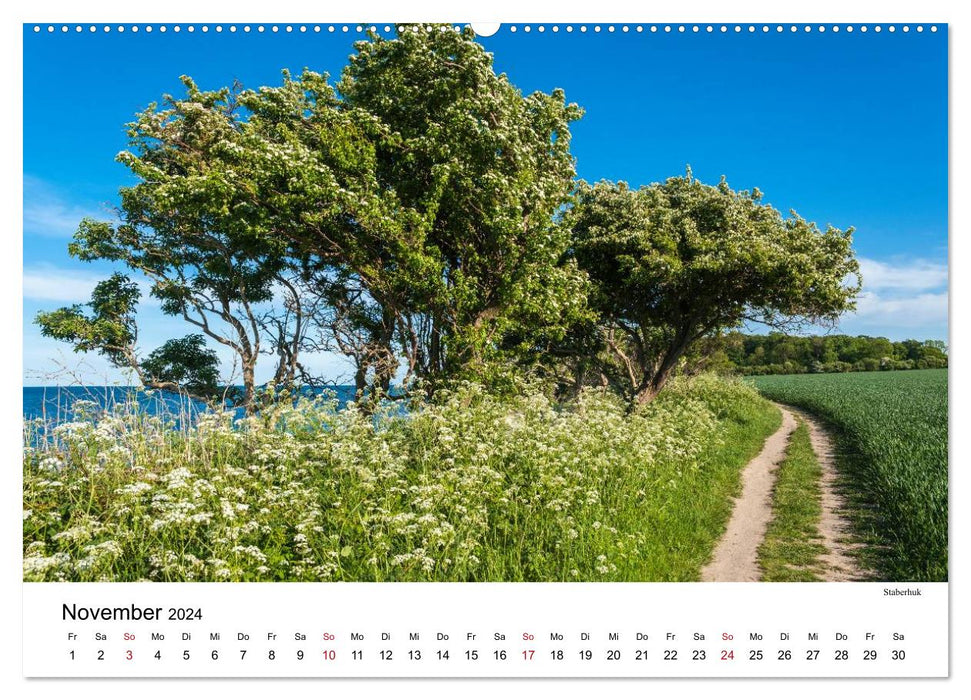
[23,375,780,583]
[752,369,948,582]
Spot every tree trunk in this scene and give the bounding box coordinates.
[633,378,665,407]
[630,329,699,410]
[376,307,398,393]
[377,357,394,394]
[354,361,369,399]
[242,362,257,414]
[429,321,441,378]
[631,363,675,409]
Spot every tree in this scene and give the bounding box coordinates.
[337,25,589,388]
[47,73,394,407]
[706,332,947,375]
[141,335,220,399]
[566,173,861,407]
[228,68,433,398]
[57,78,308,410]
[36,274,220,401]
[36,27,591,403]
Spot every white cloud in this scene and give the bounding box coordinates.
[833,256,948,337]
[847,290,948,329]
[22,264,104,302]
[23,175,109,238]
[858,256,948,293]
[22,264,158,307]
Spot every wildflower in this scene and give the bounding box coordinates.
[118,482,153,496]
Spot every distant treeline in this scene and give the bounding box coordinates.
[708,333,948,376]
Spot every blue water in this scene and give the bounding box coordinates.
[22,385,359,424]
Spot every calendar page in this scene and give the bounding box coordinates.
[20,15,950,682]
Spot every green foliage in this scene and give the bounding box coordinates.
[752,369,948,581]
[719,332,948,376]
[141,335,221,399]
[336,25,591,385]
[35,273,140,367]
[67,77,300,406]
[565,174,860,406]
[36,275,223,402]
[38,27,871,410]
[758,421,828,581]
[23,375,778,582]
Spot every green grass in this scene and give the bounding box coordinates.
[24,375,781,582]
[758,420,826,581]
[650,390,781,581]
[751,369,948,582]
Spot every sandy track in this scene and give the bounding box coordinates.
[701,403,867,582]
[701,406,797,582]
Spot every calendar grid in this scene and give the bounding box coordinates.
[24,582,948,678]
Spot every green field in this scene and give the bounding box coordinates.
[752,369,948,581]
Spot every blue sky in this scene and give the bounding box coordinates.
[23,24,948,384]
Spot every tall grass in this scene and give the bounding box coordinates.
[752,369,948,582]
[24,375,779,582]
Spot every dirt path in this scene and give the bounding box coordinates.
[701,406,797,582]
[784,406,867,581]
[701,403,867,582]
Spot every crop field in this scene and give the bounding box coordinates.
[23,375,779,583]
[752,369,948,581]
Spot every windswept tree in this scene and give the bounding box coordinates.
[36,274,220,400]
[229,69,434,397]
[337,25,590,387]
[565,173,861,407]
[39,79,314,409]
[38,74,400,407]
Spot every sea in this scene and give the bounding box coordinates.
[22,385,360,425]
